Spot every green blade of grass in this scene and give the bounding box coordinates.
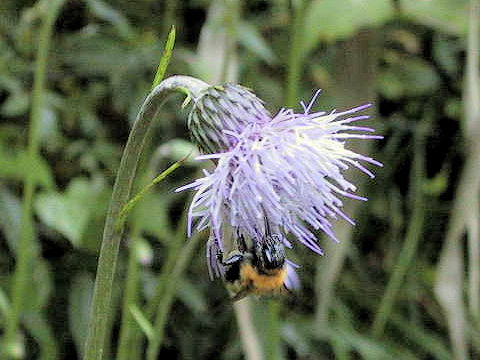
[129,305,155,341]
[152,26,176,90]
[116,154,189,229]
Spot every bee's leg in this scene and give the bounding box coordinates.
[236,232,248,253]
[229,289,250,302]
[264,216,272,237]
[221,253,244,266]
[216,248,224,265]
[282,283,294,295]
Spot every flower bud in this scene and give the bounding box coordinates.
[187,84,271,153]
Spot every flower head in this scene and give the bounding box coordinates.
[187,84,270,153]
[179,86,382,284]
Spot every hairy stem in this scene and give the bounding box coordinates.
[83,76,208,360]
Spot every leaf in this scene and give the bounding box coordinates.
[151,26,176,90]
[282,323,311,356]
[401,0,469,35]
[129,305,154,341]
[237,21,276,64]
[378,55,440,99]
[34,178,98,247]
[0,75,30,117]
[85,0,135,40]
[0,186,23,255]
[302,0,394,57]
[0,151,55,189]
[0,286,10,321]
[390,313,452,360]
[117,156,189,229]
[68,273,94,359]
[24,259,53,311]
[176,278,208,315]
[194,0,239,83]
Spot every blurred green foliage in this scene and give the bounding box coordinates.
[0,0,478,359]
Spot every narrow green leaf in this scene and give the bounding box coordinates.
[0,287,10,321]
[129,305,154,341]
[85,0,135,40]
[0,186,23,255]
[0,151,55,189]
[117,154,189,229]
[68,273,94,359]
[152,26,176,90]
[237,21,276,64]
[390,313,452,360]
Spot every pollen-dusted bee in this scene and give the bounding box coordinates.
[217,220,289,301]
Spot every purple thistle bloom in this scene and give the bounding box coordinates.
[179,86,382,285]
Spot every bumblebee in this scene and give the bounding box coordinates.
[217,222,289,301]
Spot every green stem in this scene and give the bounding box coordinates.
[435,1,480,358]
[82,76,208,360]
[146,233,202,360]
[233,299,264,360]
[220,0,240,83]
[265,300,282,360]
[372,122,427,337]
[2,1,66,358]
[115,230,142,360]
[141,192,192,358]
[466,0,480,324]
[263,3,308,357]
[145,222,181,318]
[285,0,306,108]
[116,27,176,360]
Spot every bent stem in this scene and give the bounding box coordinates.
[82,75,208,360]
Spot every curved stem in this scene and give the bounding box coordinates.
[83,75,208,360]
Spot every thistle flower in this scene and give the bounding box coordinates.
[178,85,382,283]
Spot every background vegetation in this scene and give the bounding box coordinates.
[0,0,479,359]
